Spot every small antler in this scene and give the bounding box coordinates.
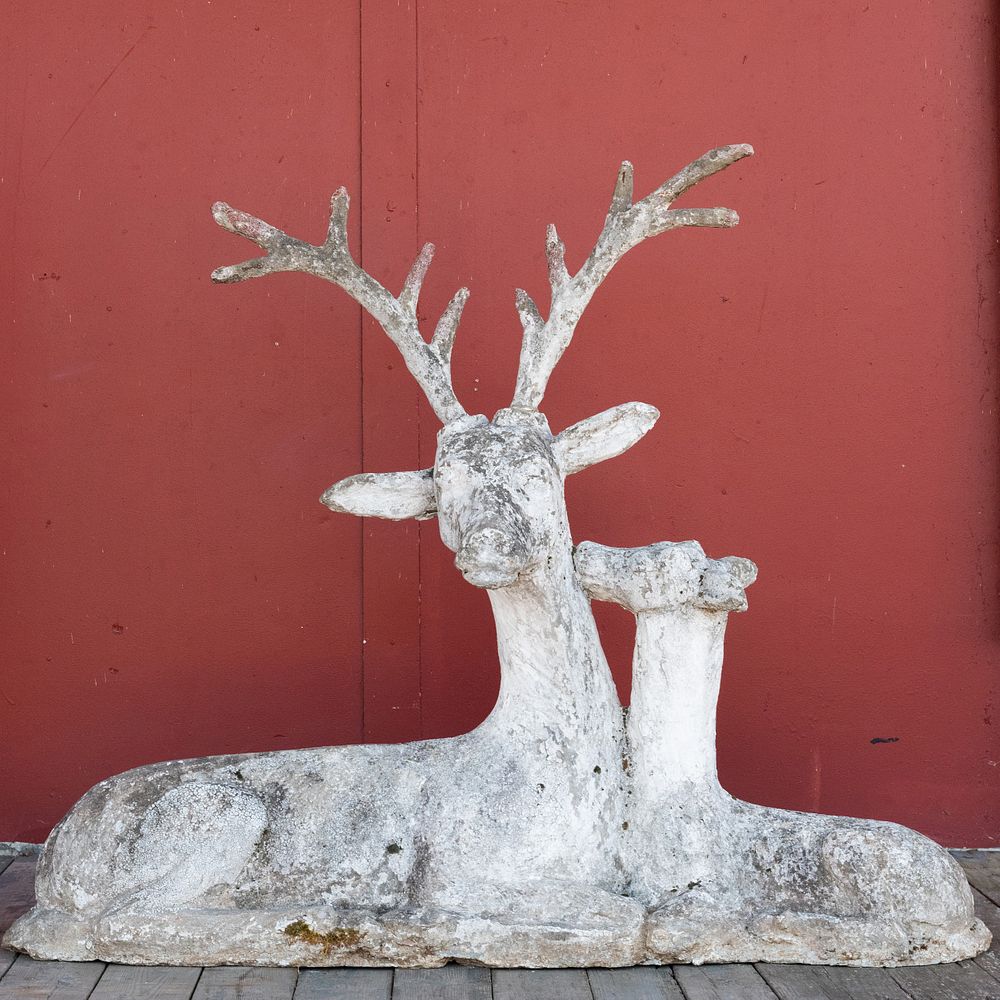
[511,144,754,410]
[211,190,468,425]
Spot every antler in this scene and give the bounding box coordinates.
[211,189,469,425]
[511,144,754,410]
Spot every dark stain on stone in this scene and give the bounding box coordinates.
[386,842,402,854]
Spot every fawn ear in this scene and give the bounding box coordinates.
[554,402,659,476]
[321,469,437,520]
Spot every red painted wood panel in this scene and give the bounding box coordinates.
[0,2,363,840]
[1,1,998,848]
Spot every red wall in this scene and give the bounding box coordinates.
[2,2,998,847]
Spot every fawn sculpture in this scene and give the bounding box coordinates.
[5,146,988,968]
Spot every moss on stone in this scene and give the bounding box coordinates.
[283,919,361,953]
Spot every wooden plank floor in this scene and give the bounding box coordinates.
[0,852,998,999]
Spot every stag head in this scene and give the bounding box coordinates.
[212,145,753,589]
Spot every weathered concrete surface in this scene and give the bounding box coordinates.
[5,147,989,966]
[576,540,990,965]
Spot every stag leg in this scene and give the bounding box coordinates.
[6,742,431,964]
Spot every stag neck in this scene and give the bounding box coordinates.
[484,542,621,735]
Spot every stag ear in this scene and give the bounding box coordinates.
[321,469,437,520]
[553,402,659,476]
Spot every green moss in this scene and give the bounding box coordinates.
[283,919,361,953]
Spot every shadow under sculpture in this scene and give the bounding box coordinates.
[5,145,989,968]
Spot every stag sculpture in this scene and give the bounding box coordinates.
[5,146,988,968]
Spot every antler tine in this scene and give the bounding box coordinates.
[432,287,470,364]
[545,225,570,295]
[212,190,468,425]
[511,144,754,410]
[399,241,435,314]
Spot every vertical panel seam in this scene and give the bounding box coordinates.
[415,0,424,737]
[358,0,366,741]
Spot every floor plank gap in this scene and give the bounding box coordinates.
[392,964,491,1000]
[89,963,202,1000]
[756,962,911,999]
[589,966,683,999]
[493,967,592,1000]
[294,966,393,1000]
[191,966,297,1000]
[0,954,106,1000]
[673,963,778,999]
[888,959,1000,1000]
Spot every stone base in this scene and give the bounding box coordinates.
[6,887,647,968]
[8,891,987,968]
[645,892,991,967]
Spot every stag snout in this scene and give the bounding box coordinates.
[455,501,549,592]
[455,527,527,589]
